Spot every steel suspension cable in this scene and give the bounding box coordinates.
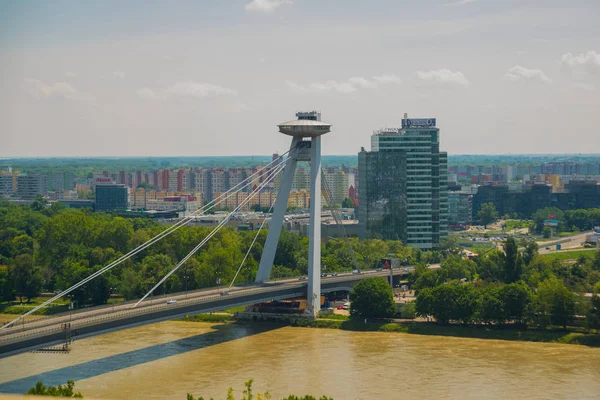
[133,154,292,307]
[228,201,276,288]
[319,166,360,271]
[1,150,293,330]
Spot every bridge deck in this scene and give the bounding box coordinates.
[0,269,411,358]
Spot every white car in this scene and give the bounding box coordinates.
[166,299,177,304]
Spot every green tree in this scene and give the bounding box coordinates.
[478,285,504,325]
[27,380,83,397]
[349,277,396,319]
[542,226,552,239]
[523,240,539,266]
[341,198,354,208]
[0,266,14,302]
[452,284,479,324]
[587,294,600,329]
[186,379,333,400]
[415,287,434,319]
[426,284,456,324]
[119,267,144,300]
[592,251,600,271]
[30,195,49,212]
[500,282,531,324]
[532,207,564,234]
[503,237,523,283]
[536,276,576,329]
[477,202,498,228]
[9,254,43,303]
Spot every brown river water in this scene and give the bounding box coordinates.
[1,321,599,399]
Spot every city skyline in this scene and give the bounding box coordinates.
[2,0,600,157]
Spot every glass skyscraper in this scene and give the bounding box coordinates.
[358,117,448,250]
[95,184,128,212]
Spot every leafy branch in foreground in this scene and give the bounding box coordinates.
[186,379,333,400]
[26,380,83,397]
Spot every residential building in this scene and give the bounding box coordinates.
[16,174,48,199]
[0,175,14,197]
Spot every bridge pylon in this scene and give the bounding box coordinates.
[255,111,331,316]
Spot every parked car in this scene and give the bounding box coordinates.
[321,273,328,277]
[298,276,307,280]
[220,291,229,296]
[332,272,338,276]
[342,302,350,310]
[352,269,360,274]
[376,268,382,272]
[166,299,177,304]
[336,305,344,310]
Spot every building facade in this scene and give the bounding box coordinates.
[359,116,448,249]
[16,174,48,199]
[95,184,128,212]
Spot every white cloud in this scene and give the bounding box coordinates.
[112,71,126,79]
[23,78,79,99]
[166,81,238,98]
[286,73,401,94]
[245,0,291,13]
[136,88,163,101]
[445,0,478,6]
[559,51,600,75]
[372,74,403,85]
[505,65,551,83]
[416,69,470,86]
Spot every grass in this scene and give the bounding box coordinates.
[0,301,69,316]
[219,305,246,314]
[179,313,233,323]
[319,313,350,321]
[539,249,598,262]
[241,317,600,347]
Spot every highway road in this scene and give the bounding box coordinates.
[537,231,595,254]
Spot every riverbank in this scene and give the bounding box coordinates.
[181,313,600,347]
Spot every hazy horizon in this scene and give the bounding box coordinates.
[2,0,600,157]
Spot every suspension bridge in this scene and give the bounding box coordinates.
[0,111,414,358]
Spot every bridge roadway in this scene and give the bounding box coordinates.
[0,268,415,358]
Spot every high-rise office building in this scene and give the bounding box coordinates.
[95,183,128,212]
[358,150,407,241]
[359,115,448,249]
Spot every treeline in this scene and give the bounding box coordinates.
[0,201,421,307]
[532,207,600,233]
[412,238,600,329]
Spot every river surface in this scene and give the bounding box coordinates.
[1,321,599,399]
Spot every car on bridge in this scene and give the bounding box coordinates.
[166,299,177,305]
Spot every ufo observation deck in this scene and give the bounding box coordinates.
[278,119,331,137]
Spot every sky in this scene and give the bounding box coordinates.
[1,0,599,157]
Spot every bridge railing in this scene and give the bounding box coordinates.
[0,282,308,346]
[0,269,412,347]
